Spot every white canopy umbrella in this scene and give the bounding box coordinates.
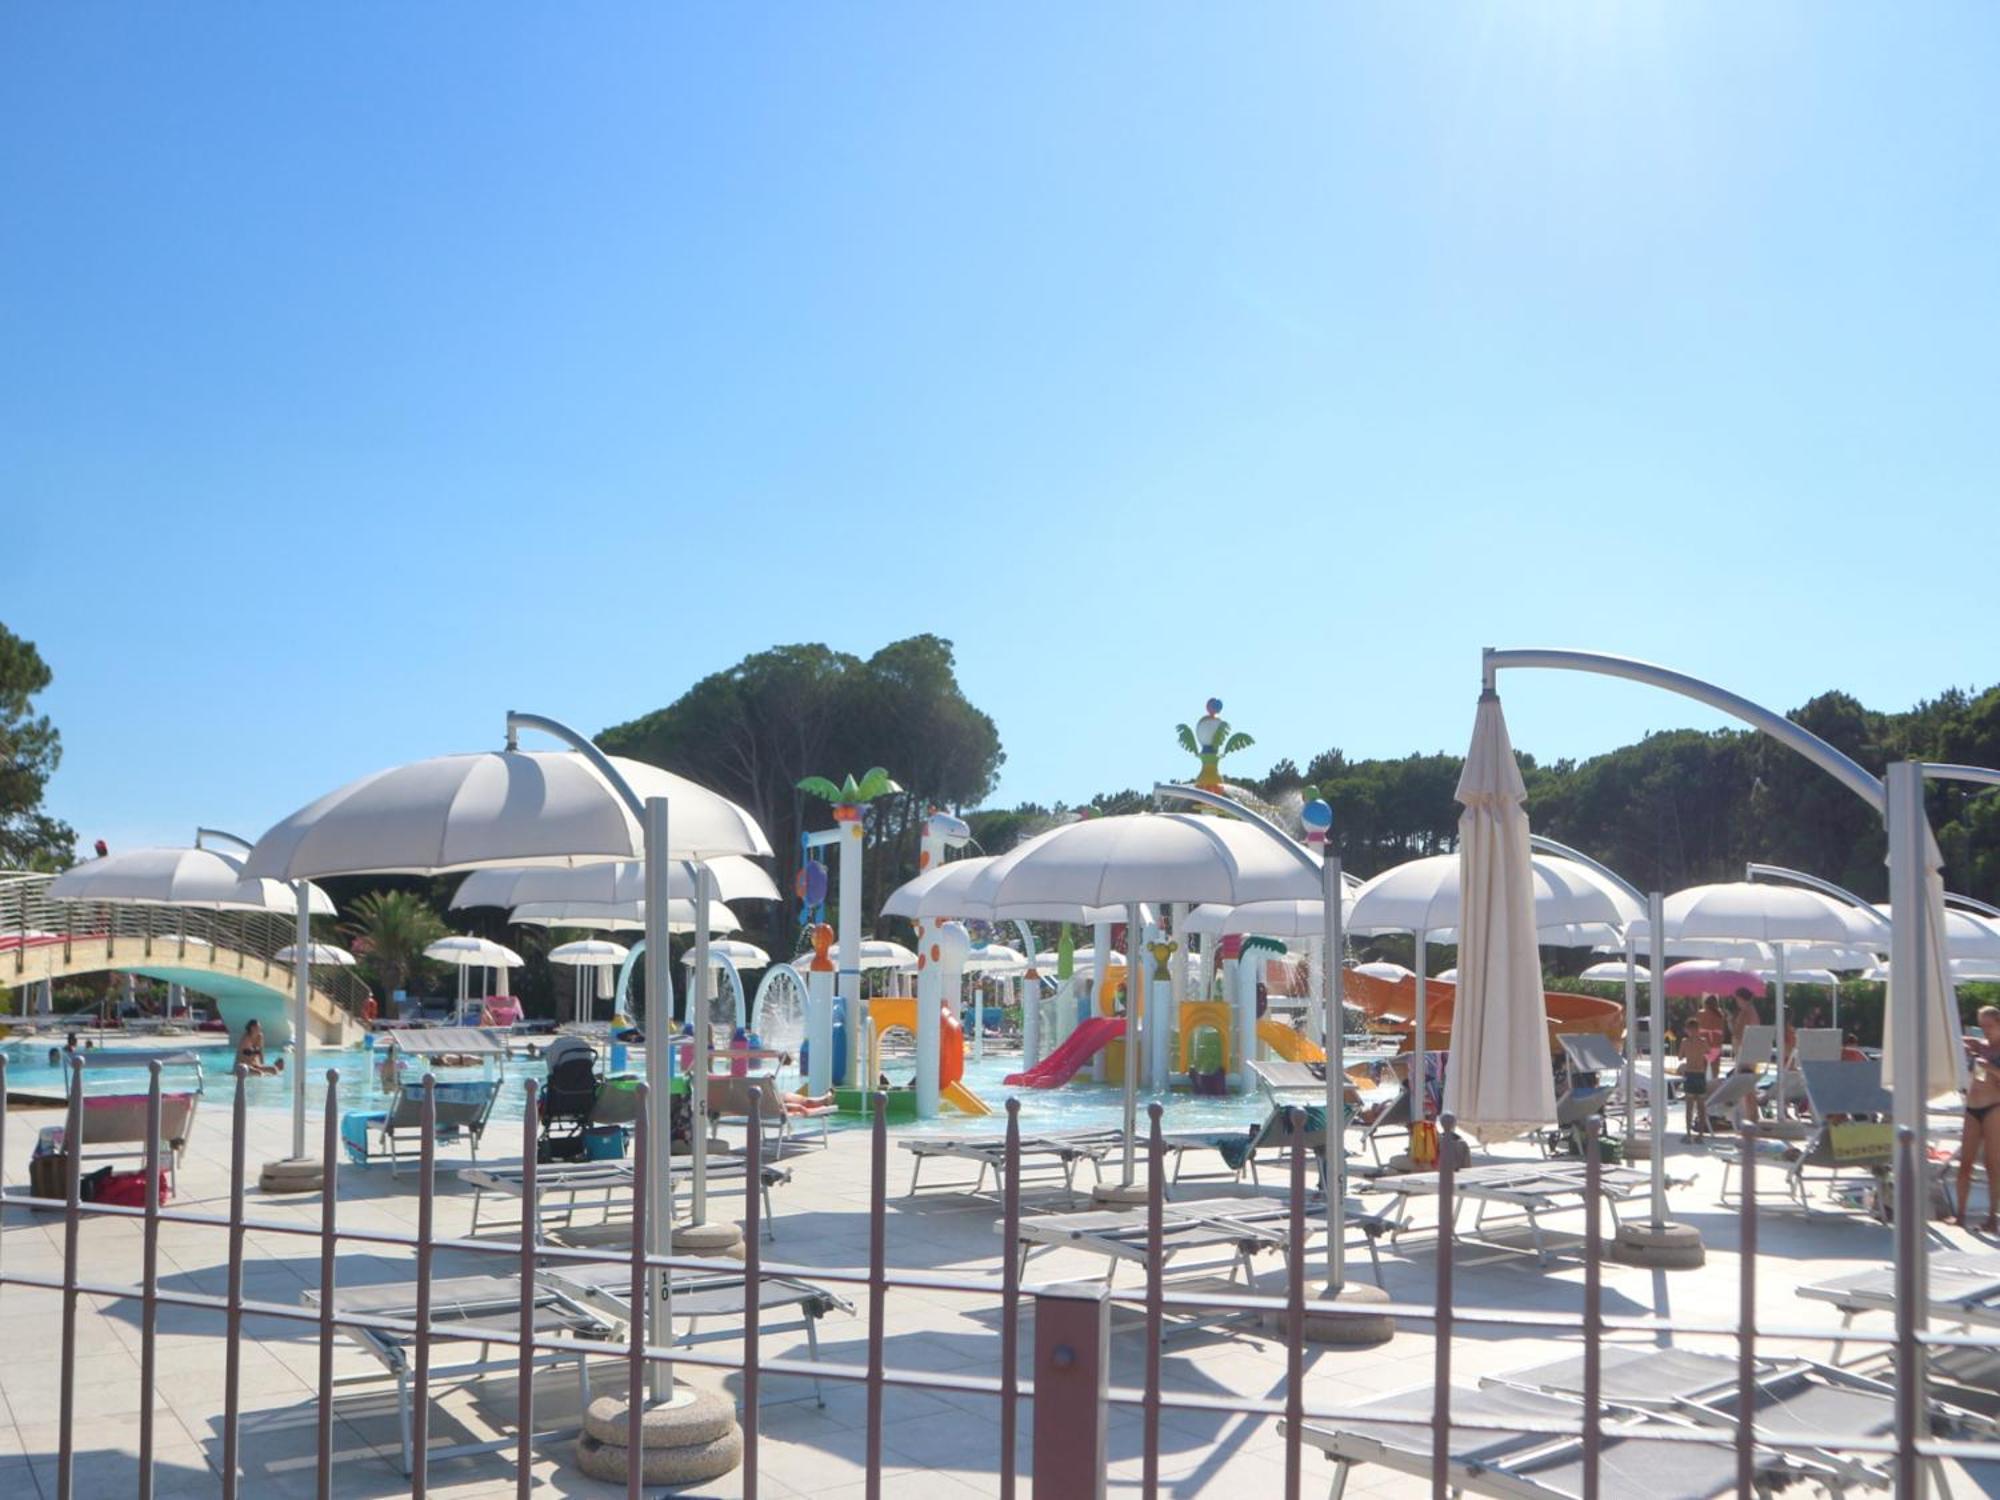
[425,934,525,1016]
[1638,882,1890,1109]
[1435,967,1459,985]
[881,856,1144,925]
[453,854,778,911]
[1350,850,1638,1119]
[1873,904,2000,963]
[790,938,917,973]
[1219,897,1353,938]
[962,943,1028,975]
[549,939,631,965]
[49,846,335,914]
[243,750,770,879]
[507,898,740,934]
[680,938,771,971]
[1440,692,1555,1145]
[274,942,357,966]
[1580,961,1653,985]
[1353,960,1415,983]
[966,812,1325,1187]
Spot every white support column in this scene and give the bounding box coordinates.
[915,944,942,1118]
[642,797,675,1399]
[1412,929,1428,1122]
[290,888,311,1160]
[1166,903,1188,1083]
[1234,947,1257,1095]
[690,861,712,1224]
[1090,922,1111,1084]
[1622,931,1638,1128]
[838,819,865,1087]
[1122,903,1143,1181]
[805,940,835,1095]
[1773,945,1789,1119]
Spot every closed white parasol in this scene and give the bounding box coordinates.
[1440,692,1555,1143]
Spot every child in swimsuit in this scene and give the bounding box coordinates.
[1679,1027,1713,1141]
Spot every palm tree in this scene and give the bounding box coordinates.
[342,890,446,1000]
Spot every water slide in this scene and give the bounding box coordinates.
[1256,1018,1325,1063]
[941,1080,992,1115]
[1341,967,1623,1050]
[1004,1015,1124,1089]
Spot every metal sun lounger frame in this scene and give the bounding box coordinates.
[460,1156,790,1241]
[1372,1161,1666,1265]
[1286,1381,1783,1500]
[1798,1252,2000,1386]
[537,1262,855,1407]
[1487,1339,1996,1495]
[1008,1193,1388,1293]
[303,1273,619,1477]
[900,1128,1123,1200]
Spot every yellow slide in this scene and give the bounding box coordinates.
[1257,1018,1325,1063]
[941,1080,993,1116]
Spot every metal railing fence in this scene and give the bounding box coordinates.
[0,870,373,1018]
[0,1053,1994,1499]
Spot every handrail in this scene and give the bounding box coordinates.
[0,871,372,1018]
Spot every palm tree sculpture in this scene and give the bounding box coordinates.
[796,767,903,821]
[341,889,447,1001]
[1175,698,1254,793]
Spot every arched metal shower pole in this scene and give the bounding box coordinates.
[1745,862,1877,914]
[1529,834,1646,906]
[1482,649,1901,1245]
[193,828,257,854]
[1924,764,2000,791]
[1482,649,1886,810]
[506,709,681,1401]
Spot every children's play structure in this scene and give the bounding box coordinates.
[797,783,992,1120]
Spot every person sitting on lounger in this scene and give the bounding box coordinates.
[237,1019,282,1075]
[783,1086,836,1115]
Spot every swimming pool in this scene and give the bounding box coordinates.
[0,1038,1297,1136]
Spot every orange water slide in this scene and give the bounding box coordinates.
[1342,967,1623,1052]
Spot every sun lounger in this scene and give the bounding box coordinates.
[900,1128,1123,1200]
[538,1261,853,1406]
[1537,1034,1625,1158]
[708,1073,832,1153]
[1287,1382,1768,1500]
[1373,1161,1663,1264]
[303,1272,619,1476]
[1009,1192,1388,1292]
[460,1154,790,1240]
[345,1077,499,1175]
[1718,1058,1898,1213]
[1798,1252,2000,1384]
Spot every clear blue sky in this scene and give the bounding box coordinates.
[5,6,1997,854]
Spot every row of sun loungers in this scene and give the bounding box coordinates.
[460,1155,793,1241]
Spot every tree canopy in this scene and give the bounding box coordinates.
[0,622,73,871]
[600,635,1003,955]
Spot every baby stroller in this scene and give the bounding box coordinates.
[538,1035,600,1163]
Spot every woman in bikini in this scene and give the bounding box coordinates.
[1954,1005,2000,1231]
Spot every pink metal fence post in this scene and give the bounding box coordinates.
[866,1091,888,1500]
[412,1074,437,1498]
[221,1066,248,1500]
[139,1062,163,1500]
[57,1055,83,1500]
[744,1087,763,1500]
[1284,1106,1306,1500]
[626,1082,650,1500]
[1431,1111,1457,1500]
[1581,1117,1601,1500]
[1894,1125,1920,1498]
[1143,1103,1165,1500]
[515,1079,539,1500]
[316,1071,341,1500]
[1032,1284,1109,1499]
[1737,1123,1758,1498]
[1000,1098,1022,1500]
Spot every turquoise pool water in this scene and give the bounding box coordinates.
[0,1038,1294,1136]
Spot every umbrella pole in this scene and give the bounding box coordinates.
[1648,891,1668,1229]
[1774,947,1789,1119]
[1323,850,1347,1290]
[641,798,675,1400]
[690,863,712,1228]
[1412,929,1428,1124]
[291,890,310,1160]
[1123,902,1143,1186]
[1622,932,1637,1136]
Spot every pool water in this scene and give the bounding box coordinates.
[1,1038,1291,1137]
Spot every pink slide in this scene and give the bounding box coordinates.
[1004,1016,1125,1089]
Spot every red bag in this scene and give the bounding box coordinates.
[92,1169,170,1207]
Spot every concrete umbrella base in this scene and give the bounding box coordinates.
[1608,1219,1706,1269]
[671,1220,746,1257]
[1089,1181,1152,1207]
[257,1157,324,1194]
[1261,1281,1397,1346]
[574,1388,742,1487]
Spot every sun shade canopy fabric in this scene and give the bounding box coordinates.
[957,813,1321,909]
[452,855,778,911]
[1627,883,1890,950]
[240,750,770,881]
[380,1027,508,1056]
[506,898,739,934]
[880,855,1145,925]
[48,846,336,915]
[424,935,524,968]
[1440,692,1556,1143]
[1348,852,1642,937]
